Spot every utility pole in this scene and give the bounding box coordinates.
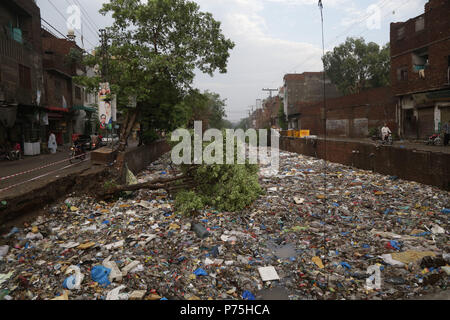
[319,0,329,285]
[99,29,109,82]
[99,29,113,147]
[262,88,278,98]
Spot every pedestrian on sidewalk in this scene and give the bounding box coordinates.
[444,121,450,146]
[48,132,57,154]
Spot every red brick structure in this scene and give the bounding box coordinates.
[390,0,450,139]
[297,86,396,138]
[258,96,281,129]
[283,72,340,129]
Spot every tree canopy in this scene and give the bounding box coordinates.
[76,0,235,152]
[323,37,390,95]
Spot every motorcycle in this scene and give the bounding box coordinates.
[69,143,86,163]
[0,145,20,161]
[425,133,442,146]
[381,133,393,145]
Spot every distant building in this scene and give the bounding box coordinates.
[390,0,450,139]
[283,72,340,130]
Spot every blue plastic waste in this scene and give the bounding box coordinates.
[63,275,76,289]
[242,290,255,300]
[193,268,208,276]
[442,208,450,214]
[91,266,111,286]
[340,262,351,269]
[389,240,401,250]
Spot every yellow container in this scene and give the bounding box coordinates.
[300,130,310,138]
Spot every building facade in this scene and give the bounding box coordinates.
[283,72,340,130]
[0,0,45,151]
[390,0,450,139]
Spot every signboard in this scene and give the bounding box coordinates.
[98,83,112,130]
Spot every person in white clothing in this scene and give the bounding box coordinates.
[381,124,392,142]
[48,132,57,154]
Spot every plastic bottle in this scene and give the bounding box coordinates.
[192,223,210,239]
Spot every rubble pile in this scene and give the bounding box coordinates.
[0,150,448,300]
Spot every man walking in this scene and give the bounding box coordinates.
[48,132,57,154]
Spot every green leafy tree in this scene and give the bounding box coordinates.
[278,103,287,130]
[323,37,390,95]
[76,0,235,171]
[171,130,262,215]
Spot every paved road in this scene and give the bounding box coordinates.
[316,136,450,154]
[0,146,91,196]
[0,138,141,199]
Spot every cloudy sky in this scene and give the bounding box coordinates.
[36,0,427,122]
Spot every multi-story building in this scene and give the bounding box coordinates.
[41,28,89,145]
[390,0,450,139]
[0,0,45,150]
[283,72,340,130]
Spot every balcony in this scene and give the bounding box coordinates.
[43,53,75,78]
[0,37,33,65]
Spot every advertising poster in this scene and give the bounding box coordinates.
[98,82,111,129]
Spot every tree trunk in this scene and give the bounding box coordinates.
[99,174,194,199]
[115,108,139,177]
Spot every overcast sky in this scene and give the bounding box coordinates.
[36,0,427,122]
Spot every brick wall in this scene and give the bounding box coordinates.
[0,0,44,106]
[297,86,396,137]
[390,0,450,95]
[280,136,450,191]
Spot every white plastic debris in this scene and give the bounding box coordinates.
[137,234,157,246]
[104,240,124,250]
[106,285,129,300]
[0,245,9,257]
[60,242,80,249]
[25,232,44,240]
[121,261,140,276]
[258,266,280,281]
[0,271,14,285]
[431,224,445,235]
[379,254,405,267]
[64,265,84,290]
[103,256,123,282]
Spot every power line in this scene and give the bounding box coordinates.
[41,18,68,40]
[65,0,99,37]
[284,0,411,76]
[46,0,97,49]
[64,0,100,39]
[72,0,101,32]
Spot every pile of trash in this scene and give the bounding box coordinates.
[0,150,448,300]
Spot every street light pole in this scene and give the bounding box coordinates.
[319,0,329,285]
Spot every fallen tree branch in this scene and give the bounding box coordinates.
[98,174,195,199]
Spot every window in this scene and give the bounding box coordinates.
[397,27,405,40]
[415,17,425,32]
[397,67,408,81]
[75,86,82,100]
[412,48,429,73]
[18,64,31,89]
[55,80,62,99]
